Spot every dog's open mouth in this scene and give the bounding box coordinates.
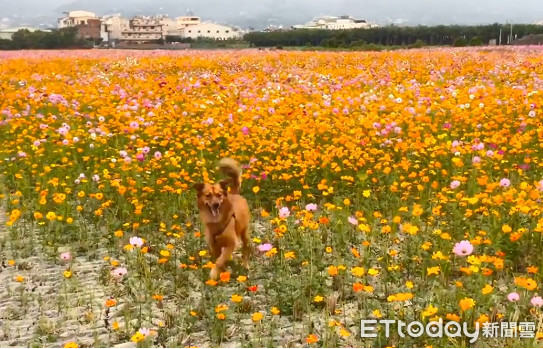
[208,203,220,217]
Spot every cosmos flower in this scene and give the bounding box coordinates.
[453,240,474,257]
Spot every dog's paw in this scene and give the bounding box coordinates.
[209,267,220,280]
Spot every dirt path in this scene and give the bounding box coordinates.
[0,207,118,347]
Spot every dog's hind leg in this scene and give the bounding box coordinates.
[240,228,251,269]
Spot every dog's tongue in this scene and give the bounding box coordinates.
[211,207,220,217]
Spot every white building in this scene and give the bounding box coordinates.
[58,10,98,28]
[0,27,49,40]
[292,15,379,30]
[100,14,129,42]
[180,22,242,40]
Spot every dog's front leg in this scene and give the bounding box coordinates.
[210,234,236,280]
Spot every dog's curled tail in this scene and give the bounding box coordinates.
[217,158,242,195]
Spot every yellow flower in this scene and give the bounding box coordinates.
[237,275,247,283]
[422,305,438,318]
[160,250,170,257]
[368,268,380,276]
[63,270,72,278]
[252,186,260,194]
[131,331,145,343]
[314,295,324,302]
[427,266,440,276]
[46,212,56,220]
[358,223,371,232]
[339,328,350,337]
[405,281,414,289]
[363,190,371,198]
[271,307,280,315]
[481,284,493,295]
[63,342,79,348]
[231,294,243,303]
[252,312,264,322]
[284,251,295,259]
[351,267,365,277]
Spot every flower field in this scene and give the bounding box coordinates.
[1,47,543,348]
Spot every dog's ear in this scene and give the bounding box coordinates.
[219,180,230,195]
[193,183,205,194]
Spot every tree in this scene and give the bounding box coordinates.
[453,37,468,47]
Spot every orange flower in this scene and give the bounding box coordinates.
[306,334,319,344]
[105,299,117,307]
[459,298,475,312]
[220,271,230,282]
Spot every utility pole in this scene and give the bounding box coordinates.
[499,28,502,45]
[510,22,514,44]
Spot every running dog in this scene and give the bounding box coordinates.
[193,158,251,280]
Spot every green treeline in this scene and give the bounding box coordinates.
[0,28,96,50]
[243,23,543,48]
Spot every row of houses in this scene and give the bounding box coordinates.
[291,15,380,30]
[57,10,244,44]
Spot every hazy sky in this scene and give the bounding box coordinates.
[1,0,542,27]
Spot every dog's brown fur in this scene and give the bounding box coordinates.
[194,158,251,280]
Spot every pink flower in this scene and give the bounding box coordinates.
[111,267,127,279]
[500,178,511,188]
[139,328,151,337]
[305,203,317,212]
[241,126,250,136]
[258,243,273,252]
[507,292,520,302]
[129,236,144,247]
[531,296,543,307]
[129,121,139,129]
[261,172,268,180]
[472,156,481,164]
[450,180,461,189]
[136,153,145,162]
[60,252,72,261]
[452,240,474,257]
[154,151,162,160]
[348,216,358,225]
[279,207,290,219]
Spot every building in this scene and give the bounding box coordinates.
[0,27,50,40]
[100,14,130,42]
[58,10,101,40]
[292,15,379,30]
[77,18,101,40]
[58,10,98,28]
[121,16,164,42]
[180,22,242,40]
[176,16,201,29]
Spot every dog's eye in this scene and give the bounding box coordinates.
[205,193,212,198]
